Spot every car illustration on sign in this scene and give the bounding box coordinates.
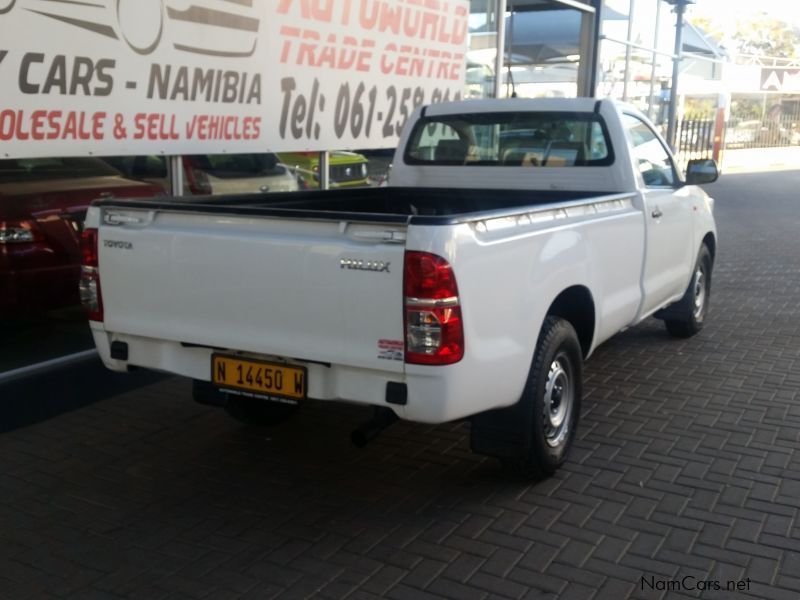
[2,0,260,57]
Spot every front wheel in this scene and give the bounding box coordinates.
[504,316,583,479]
[663,244,713,338]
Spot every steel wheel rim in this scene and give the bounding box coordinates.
[693,266,707,320]
[543,354,573,448]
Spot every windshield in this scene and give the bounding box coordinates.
[0,157,121,183]
[404,111,613,167]
[185,153,287,179]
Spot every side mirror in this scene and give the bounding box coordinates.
[685,159,719,185]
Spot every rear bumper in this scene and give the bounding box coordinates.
[92,326,412,416]
[91,327,523,424]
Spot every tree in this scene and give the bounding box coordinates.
[689,12,800,59]
[689,16,724,44]
[734,12,800,58]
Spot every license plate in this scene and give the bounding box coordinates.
[211,354,306,401]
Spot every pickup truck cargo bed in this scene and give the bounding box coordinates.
[97,187,603,222]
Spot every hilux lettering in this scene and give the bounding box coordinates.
[340,258,390,273]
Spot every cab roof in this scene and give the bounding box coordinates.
[423,97,604,117]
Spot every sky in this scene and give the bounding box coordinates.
[604,0,800,28]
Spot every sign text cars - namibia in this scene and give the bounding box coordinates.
[0,0,468,158]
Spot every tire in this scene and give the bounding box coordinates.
[663,245,713,338]
[503,316,583,479]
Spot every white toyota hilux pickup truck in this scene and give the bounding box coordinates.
[81,98,718,478]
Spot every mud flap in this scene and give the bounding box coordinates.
[470,401,527,459]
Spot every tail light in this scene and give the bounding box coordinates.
[295,171,309,190]
[79,228,103,321]
[188,168,212,195]
[403,251,464,365]
[183,158,212,195]
[0,219,45,244]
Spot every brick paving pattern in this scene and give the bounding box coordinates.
[1,171,799,599]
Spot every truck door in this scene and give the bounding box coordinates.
[621,114,694,317]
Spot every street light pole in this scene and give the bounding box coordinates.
[647,0,662,120]
[665,0,695,150]
[622,0,635,101]
[494,0,508,98]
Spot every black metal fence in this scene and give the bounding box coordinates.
[673,111,800,168]
[724,115,800,150]
[675,118,715,159]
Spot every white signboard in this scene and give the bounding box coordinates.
[0,0,469,158]
[761,68,800,94]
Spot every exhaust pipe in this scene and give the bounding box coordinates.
[351,407,398,448]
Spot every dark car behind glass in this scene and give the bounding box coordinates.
[0,157,165,316]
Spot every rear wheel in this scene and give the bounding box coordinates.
[504,316,582,478]
[663,245,712,338]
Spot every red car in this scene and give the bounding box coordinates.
[1,157,165,316]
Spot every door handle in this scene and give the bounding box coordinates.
[651,208,663,219]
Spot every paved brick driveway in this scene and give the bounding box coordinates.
[1,171,799,599]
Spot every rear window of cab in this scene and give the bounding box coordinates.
[404,111,614,167]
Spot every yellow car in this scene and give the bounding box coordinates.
[277,151,369,189]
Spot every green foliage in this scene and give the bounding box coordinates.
[730,98,764,120]
[689,11,800,58]
[734,12,800,58]
[684,97,717,119]
[689,16,724,44]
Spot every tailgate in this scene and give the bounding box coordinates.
[97,207,407,373]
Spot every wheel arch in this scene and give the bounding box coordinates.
[545,285,596,359]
